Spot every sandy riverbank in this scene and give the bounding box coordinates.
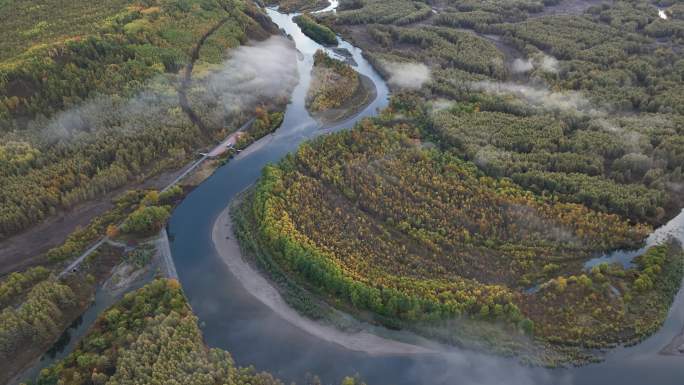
[661,332,684,356]
[211,205,437,356]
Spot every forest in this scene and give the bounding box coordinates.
[328,0,684,114]
[315,0,684,226]
[0,0,289,240]
[234,0,684,355]
[334,0,433,25]
[0,1,296,379]
[294,13,338,45]
[0,184,185,383]
[2,0,684,378]
[30,279,366,385]
[430,107,680,225]
[0,239,128,384]
[236,110,683,364]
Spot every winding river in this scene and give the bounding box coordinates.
[168,3,684,385]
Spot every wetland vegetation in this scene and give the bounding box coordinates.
[235,107,683,364]
[305,50,375,123]
[0,0,290,242]
[3,0,684,383]
[233,0,684,365]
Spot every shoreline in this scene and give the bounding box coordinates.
[211,205,437,356]
[308,72,378,126]
[661,331,684,356]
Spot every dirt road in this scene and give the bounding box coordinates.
[0,170,181,276]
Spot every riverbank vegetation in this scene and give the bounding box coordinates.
[30,279,366,385]
[307,51,360,112]
[0,185,180,382]
[120,206,171,237]
[0,0,289,241]
[270,0,329,14]
[235,107,285,150]
[0,241,128,384]
[236,112,684,364]
[118,189,178,237]
[305,50,374,123]
[294,13,338,45]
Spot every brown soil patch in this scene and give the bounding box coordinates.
[0,167,181,277]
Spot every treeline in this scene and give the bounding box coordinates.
[366,24,506,78]
[0,266,51,308]
[435,11,504,31]
[271,0,329,13]
[0,279,77,365]
[32,279,366,385]
[586,1,684,41]
[294,14,338,45]
[237,110,684,362]
[511,171,664,223]
[334,0,433,25]
[445,0,557,15]
[334,0,550,29]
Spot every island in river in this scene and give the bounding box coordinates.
[306,50,377,124]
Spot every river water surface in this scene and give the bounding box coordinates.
[169,3,684,385]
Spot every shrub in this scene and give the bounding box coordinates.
[293,14,338,45]
[120,206,170,236]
